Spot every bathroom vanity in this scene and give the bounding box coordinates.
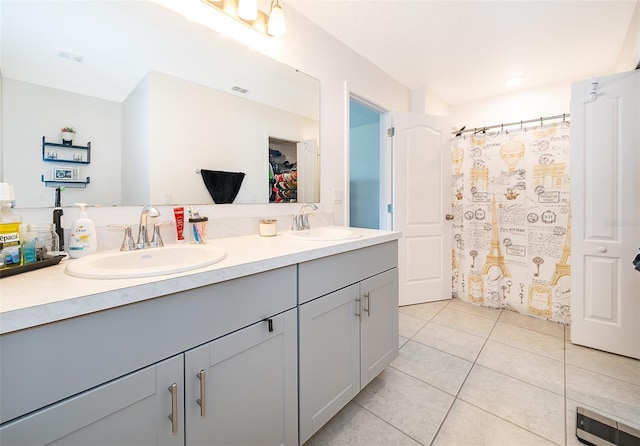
[0,228,399,445]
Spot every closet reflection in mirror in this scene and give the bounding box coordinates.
[1,0,320,207]
[269,137,320,203]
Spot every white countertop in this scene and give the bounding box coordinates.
[0,227,399,335]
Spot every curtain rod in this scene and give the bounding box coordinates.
[452,113,570,136]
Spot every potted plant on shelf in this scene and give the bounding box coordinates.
[61,127,76,145]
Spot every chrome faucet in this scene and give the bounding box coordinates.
[292,203,318,231]
[137,205,161,249]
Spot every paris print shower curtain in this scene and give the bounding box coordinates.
[451,122,571,324]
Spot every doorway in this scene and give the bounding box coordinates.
[349,97,384,229]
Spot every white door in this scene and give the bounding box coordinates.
[297,139,319,203]
[570,70,640,359]
[388,112,452,306]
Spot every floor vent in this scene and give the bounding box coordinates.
[576,406,640,446]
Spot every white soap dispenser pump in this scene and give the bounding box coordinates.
[68,203,97,258]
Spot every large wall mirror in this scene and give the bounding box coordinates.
[1,0,320,207]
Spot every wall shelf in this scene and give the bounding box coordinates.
[41,175,91,188]
[42,136,91,164]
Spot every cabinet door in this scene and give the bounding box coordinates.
[298,284,360,445]
[360,268,399,388]
[0,355,184,446]
[185,308,297,446]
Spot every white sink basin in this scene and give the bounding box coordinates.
[65,244,227,279]
[281,227,362,241]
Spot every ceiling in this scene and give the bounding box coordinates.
[284,0,638,106]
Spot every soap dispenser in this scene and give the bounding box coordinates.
[68,203,97,258]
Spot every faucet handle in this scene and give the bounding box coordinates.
[150,221,172,248]
[301,214,310,230]
[108,224,137,251]
[291,214,301,231]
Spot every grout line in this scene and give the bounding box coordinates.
[351,400,426,446]
[427,306,503,445]
[454,398,564,446]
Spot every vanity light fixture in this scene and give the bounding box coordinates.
[201,0,286,36]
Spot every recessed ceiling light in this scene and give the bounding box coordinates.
[505,76,525,86]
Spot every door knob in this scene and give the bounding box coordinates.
[445,214,454,221]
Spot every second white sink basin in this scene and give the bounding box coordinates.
[281,227,362,241]
[65,244,227,279]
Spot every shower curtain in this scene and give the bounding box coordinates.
[451,122,571,324]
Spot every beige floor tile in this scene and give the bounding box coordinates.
[304,401,420,446]
[566,364,640,426]
[447,297,503,320]
[489,322,564,361]
[392,340,473,396]
[433,399,558,446]
[565,341,640,386]
[398,312,427,339]
[498,309,565,338]
[459,365,565,444]
[476,340,564,395]
[399,300,448,321]
[354,367,454,445]
[565,398,640,446]
[430,307,497,338]
[412,321,486,362]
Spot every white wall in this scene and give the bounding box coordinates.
[2,78,122,208]
[411,85,451,117]
[615,0,640,72]
[450,81,571,131]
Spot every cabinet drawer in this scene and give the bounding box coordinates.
[0,355,183,446]
[0,266,296,425]
[298,241,398,304]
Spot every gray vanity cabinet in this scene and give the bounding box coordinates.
[185,308,298,446]
[0,266,297,446]
[298,241,399,444]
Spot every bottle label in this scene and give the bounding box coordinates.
[0,231,21,266]
[70,227,92,251]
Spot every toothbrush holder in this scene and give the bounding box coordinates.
[188,217,208,244]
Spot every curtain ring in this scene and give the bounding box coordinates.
[540,117,543,126]
[563,113,566,122]
[501,123,504,133]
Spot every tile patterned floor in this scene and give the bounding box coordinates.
[305,298,640,446]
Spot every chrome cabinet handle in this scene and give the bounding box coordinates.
[355,297,362,320]
[364,292,371,317]
[197,369,206,417]
[168,383,178,434]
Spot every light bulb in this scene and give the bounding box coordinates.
[267,3,285,36]
[238,0,258,21]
